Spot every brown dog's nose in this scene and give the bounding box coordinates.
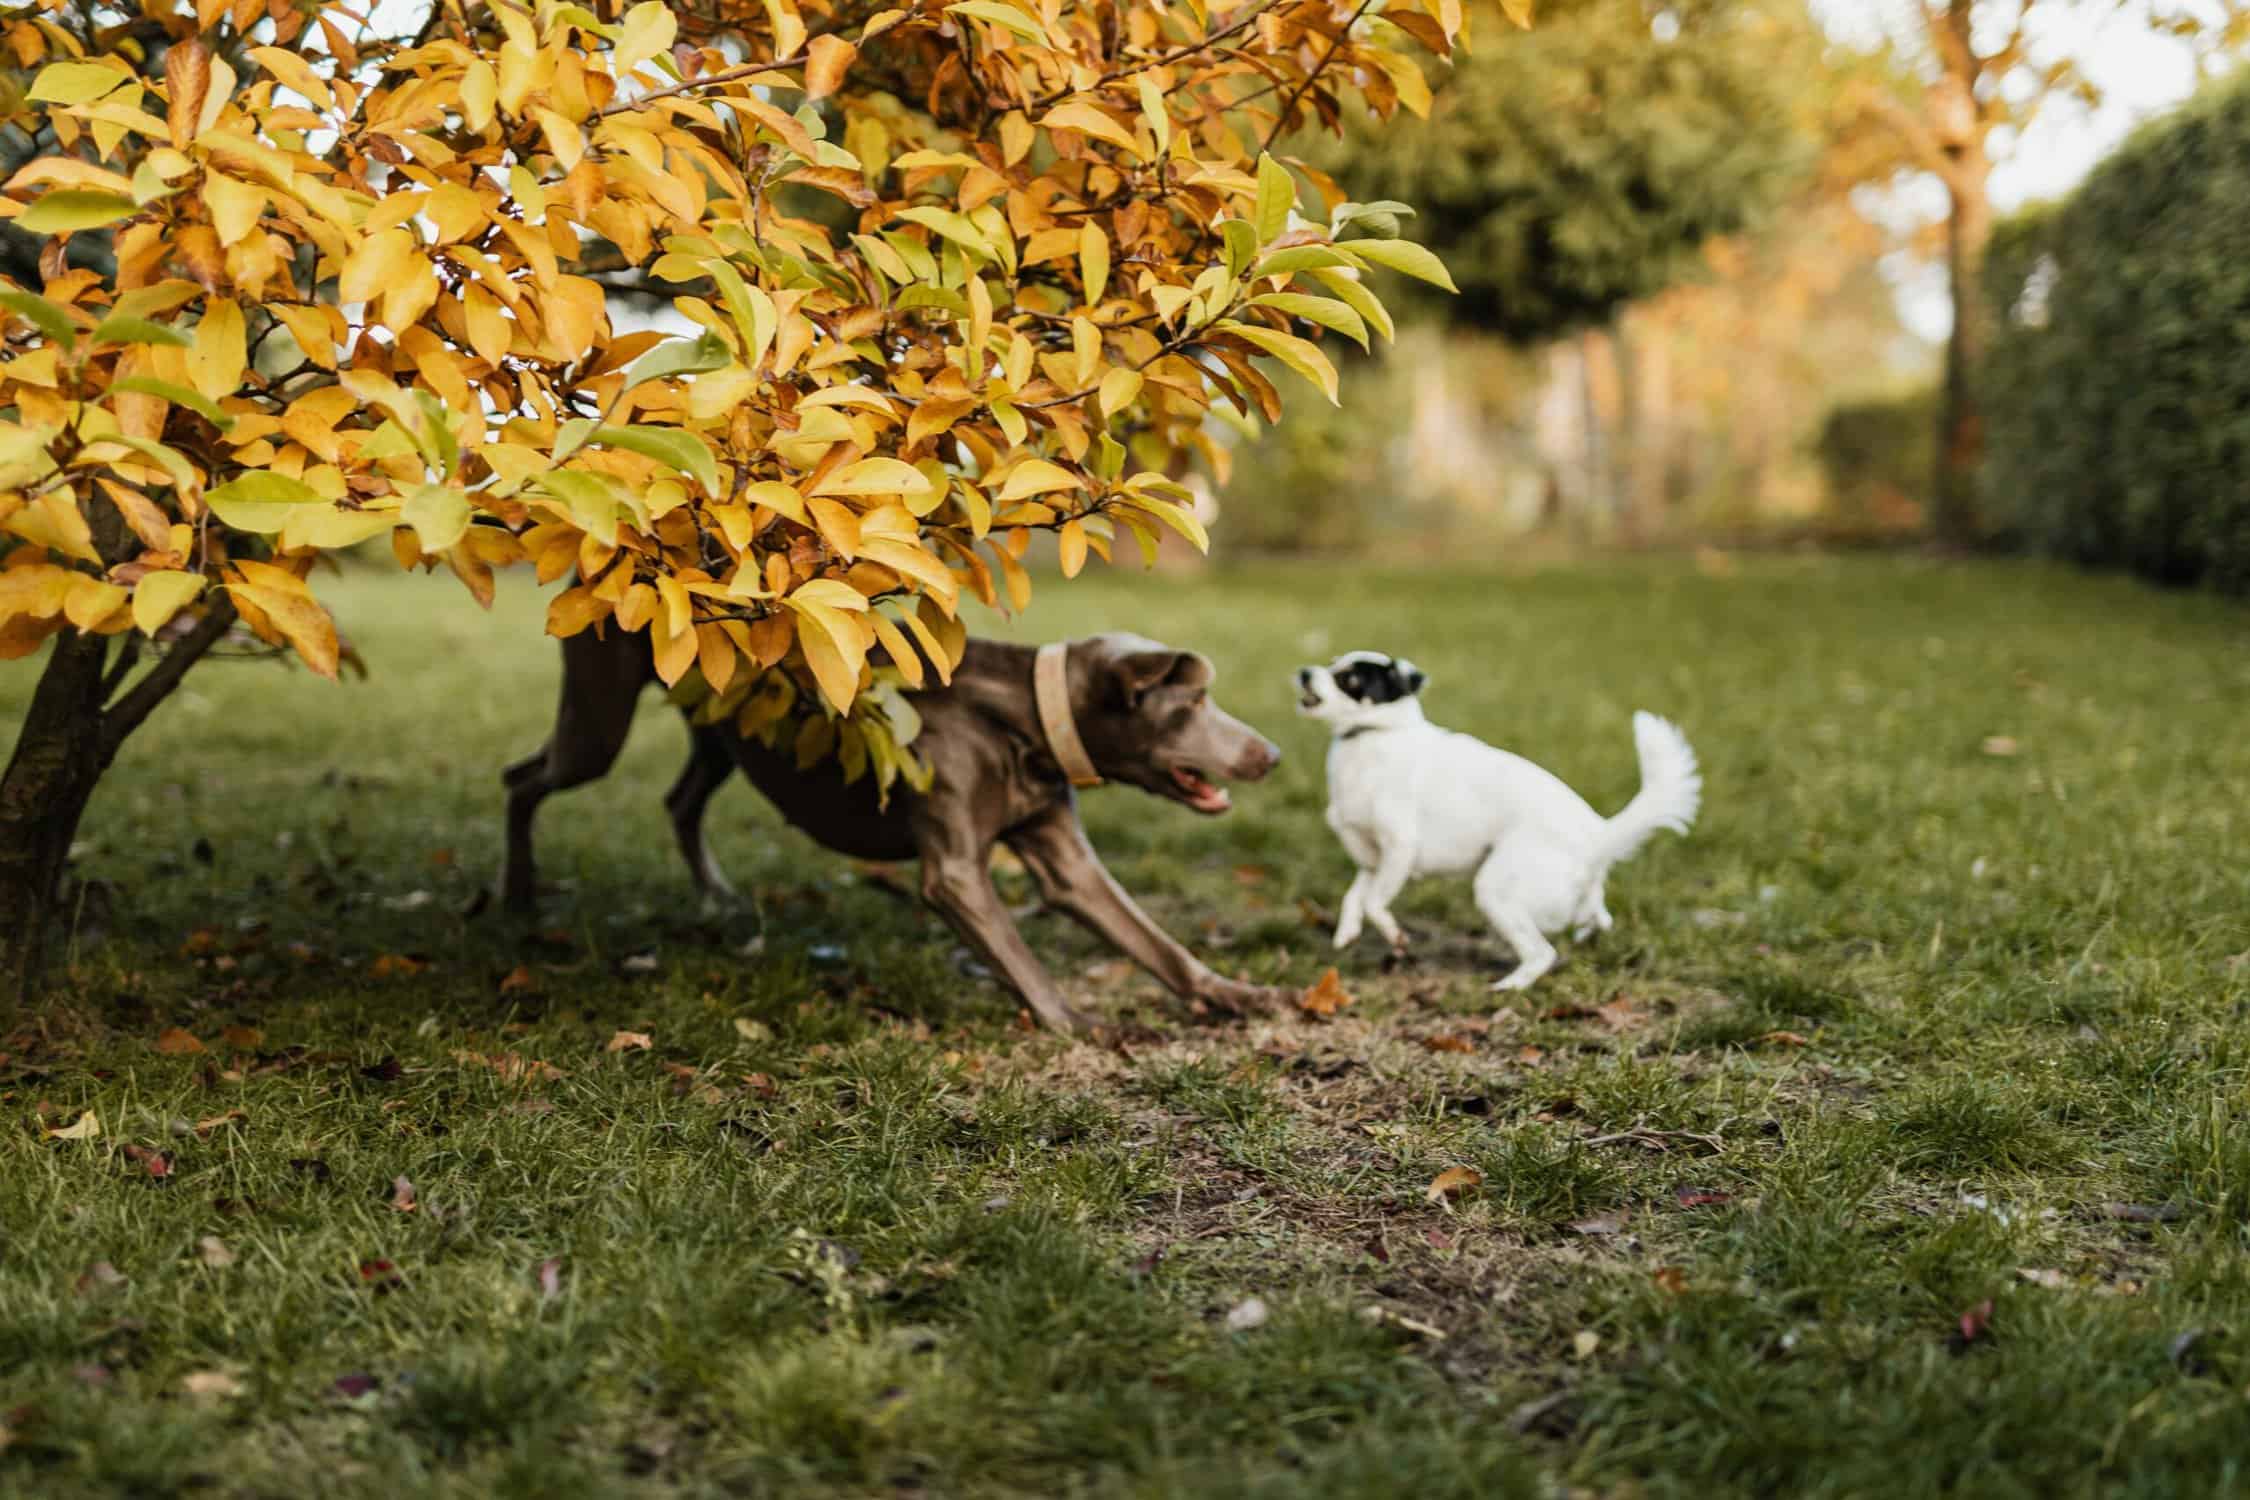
[1238,737,1281,779]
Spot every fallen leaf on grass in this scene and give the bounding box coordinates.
[1424,1166,1483,1205]
[1516,1045,1547,1066]
[154,1028,205,1055]
[220,1025,263,1051]
[605,1030,654,1053]
[45,1110,100,1142]
[1541,1003,1599,1022]
[1299,968,1354,1017]
[197,1237,234,1269]
[734,1017,774,1043]
[1675,1187,1731,1209]
[2015,1267,2069,1290]
[1760,1030,1811,1047]
[1421,1033,1477,1055]
[356,1259,404,1292]
[1652,1267,1688,1295]
[388,1176,417,1213]
[1956,1299,1994,1346]
[75,1261,126,1296]
[1980,736,2021,758]
[120,1144,172,1179]
[181,1370,242,1400]
[1569,1212,1628,1237]
[367,954,428,979]
[1224,1296,1268,1331]
[193,1110,247,1138]
[1595,1000,1643,1033]
[1571,1330,1601,1359]
[497,965,539,995]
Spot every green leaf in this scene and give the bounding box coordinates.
[1341,237,1458,293]
[0,290,77,347]
[537,470,630,546]
[593,423,720,496]
[1248,292,1369,349]
[944,1,1053,47]
[895,206,996,261]
[1220,219,1259,283]
[17,191,139,235]
[110,376,235,430]
[1254,154,1296,246]
[1118,491,1209,553]
[1307,267,1395,342]
[91,314,190,348]
[204,472,323,532]
[1254,245,1367,278]
[623,329,734,388]
[1218,320,1340,404]
[401,483,471,553]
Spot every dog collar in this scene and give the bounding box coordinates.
[1340,725,1393,742]
[1035,641,1103,789]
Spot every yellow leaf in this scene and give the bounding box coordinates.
[605,1029,654,1053]
[1098,366,1143,418]
[869,610,924,688]
[807,496,861,560]
[812,458,935,499]
[996,459,1083,502]
[1057,519,1087,579]
[201,172,263,246]
[338,228,417,306]
[1042,100,1140,156]
[156,1027,207,1054]
[63,575,128,630]
[188,298,246,404]
[1424,1166,1484,1204]
[227,559,338,679]
[1079,222,1110,307]
[804,34,857,100]
[790,599,868,713]
[45,1110,100,1141]
[132,571,205,636]
[1221,320,1340,404]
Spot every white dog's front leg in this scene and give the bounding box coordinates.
[1360,843,1417,951]
[1332,871,1369,949]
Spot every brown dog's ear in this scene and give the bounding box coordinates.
[1109,649,1210,708]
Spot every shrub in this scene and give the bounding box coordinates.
[1815,388,1937,531]
[1980,77,2250,594]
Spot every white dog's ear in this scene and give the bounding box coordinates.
[1397,659,1427,694]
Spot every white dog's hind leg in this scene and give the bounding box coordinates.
[1333,872,1369,949]
[1474,856,1558,991]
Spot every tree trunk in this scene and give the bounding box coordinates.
[1934,147,1993,548]
[0,629,116,1006]
[0,595,237,1007]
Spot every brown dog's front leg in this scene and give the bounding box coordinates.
[1008,807,1287,1016]
[919,853,1096,1034]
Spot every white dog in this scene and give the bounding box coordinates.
[1294,652,1700,990]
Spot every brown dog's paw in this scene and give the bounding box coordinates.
[1193,979,1291,1020]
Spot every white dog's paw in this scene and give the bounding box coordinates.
[1331,921,1362,950]
[1490,964,1549,992]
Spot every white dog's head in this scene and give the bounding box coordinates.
[1295,651,1427,734]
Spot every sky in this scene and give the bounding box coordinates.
[1808,0,2229,338]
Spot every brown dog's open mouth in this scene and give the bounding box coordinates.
[1168,766,1232,815]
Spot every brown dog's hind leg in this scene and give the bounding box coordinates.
[665,725,741,907]
[1008,806,1288,1018]
[500,630,648,915]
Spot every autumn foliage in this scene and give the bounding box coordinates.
[0,0,1470,798]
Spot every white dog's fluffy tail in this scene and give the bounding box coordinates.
[1593,712,1700,869]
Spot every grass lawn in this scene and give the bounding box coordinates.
[3,552,2248,1499]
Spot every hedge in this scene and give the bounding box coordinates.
[1981,74,2250,595]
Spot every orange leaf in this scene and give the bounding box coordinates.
[1424,1166,1483,1205]
[155,1028,207,1055]
[1298,967,1354,1017]
[605,1030,653,1053]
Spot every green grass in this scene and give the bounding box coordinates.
[4,553,2248,1498]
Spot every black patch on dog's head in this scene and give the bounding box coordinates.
[1329,652,1426,705]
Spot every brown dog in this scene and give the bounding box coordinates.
[499,627,1289,1031]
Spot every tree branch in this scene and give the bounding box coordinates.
[1262,0,1376,151]
[99,594,239,759]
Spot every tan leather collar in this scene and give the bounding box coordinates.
[1034,641,1102,789]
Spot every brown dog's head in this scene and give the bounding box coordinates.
[1067,633,1279,815]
